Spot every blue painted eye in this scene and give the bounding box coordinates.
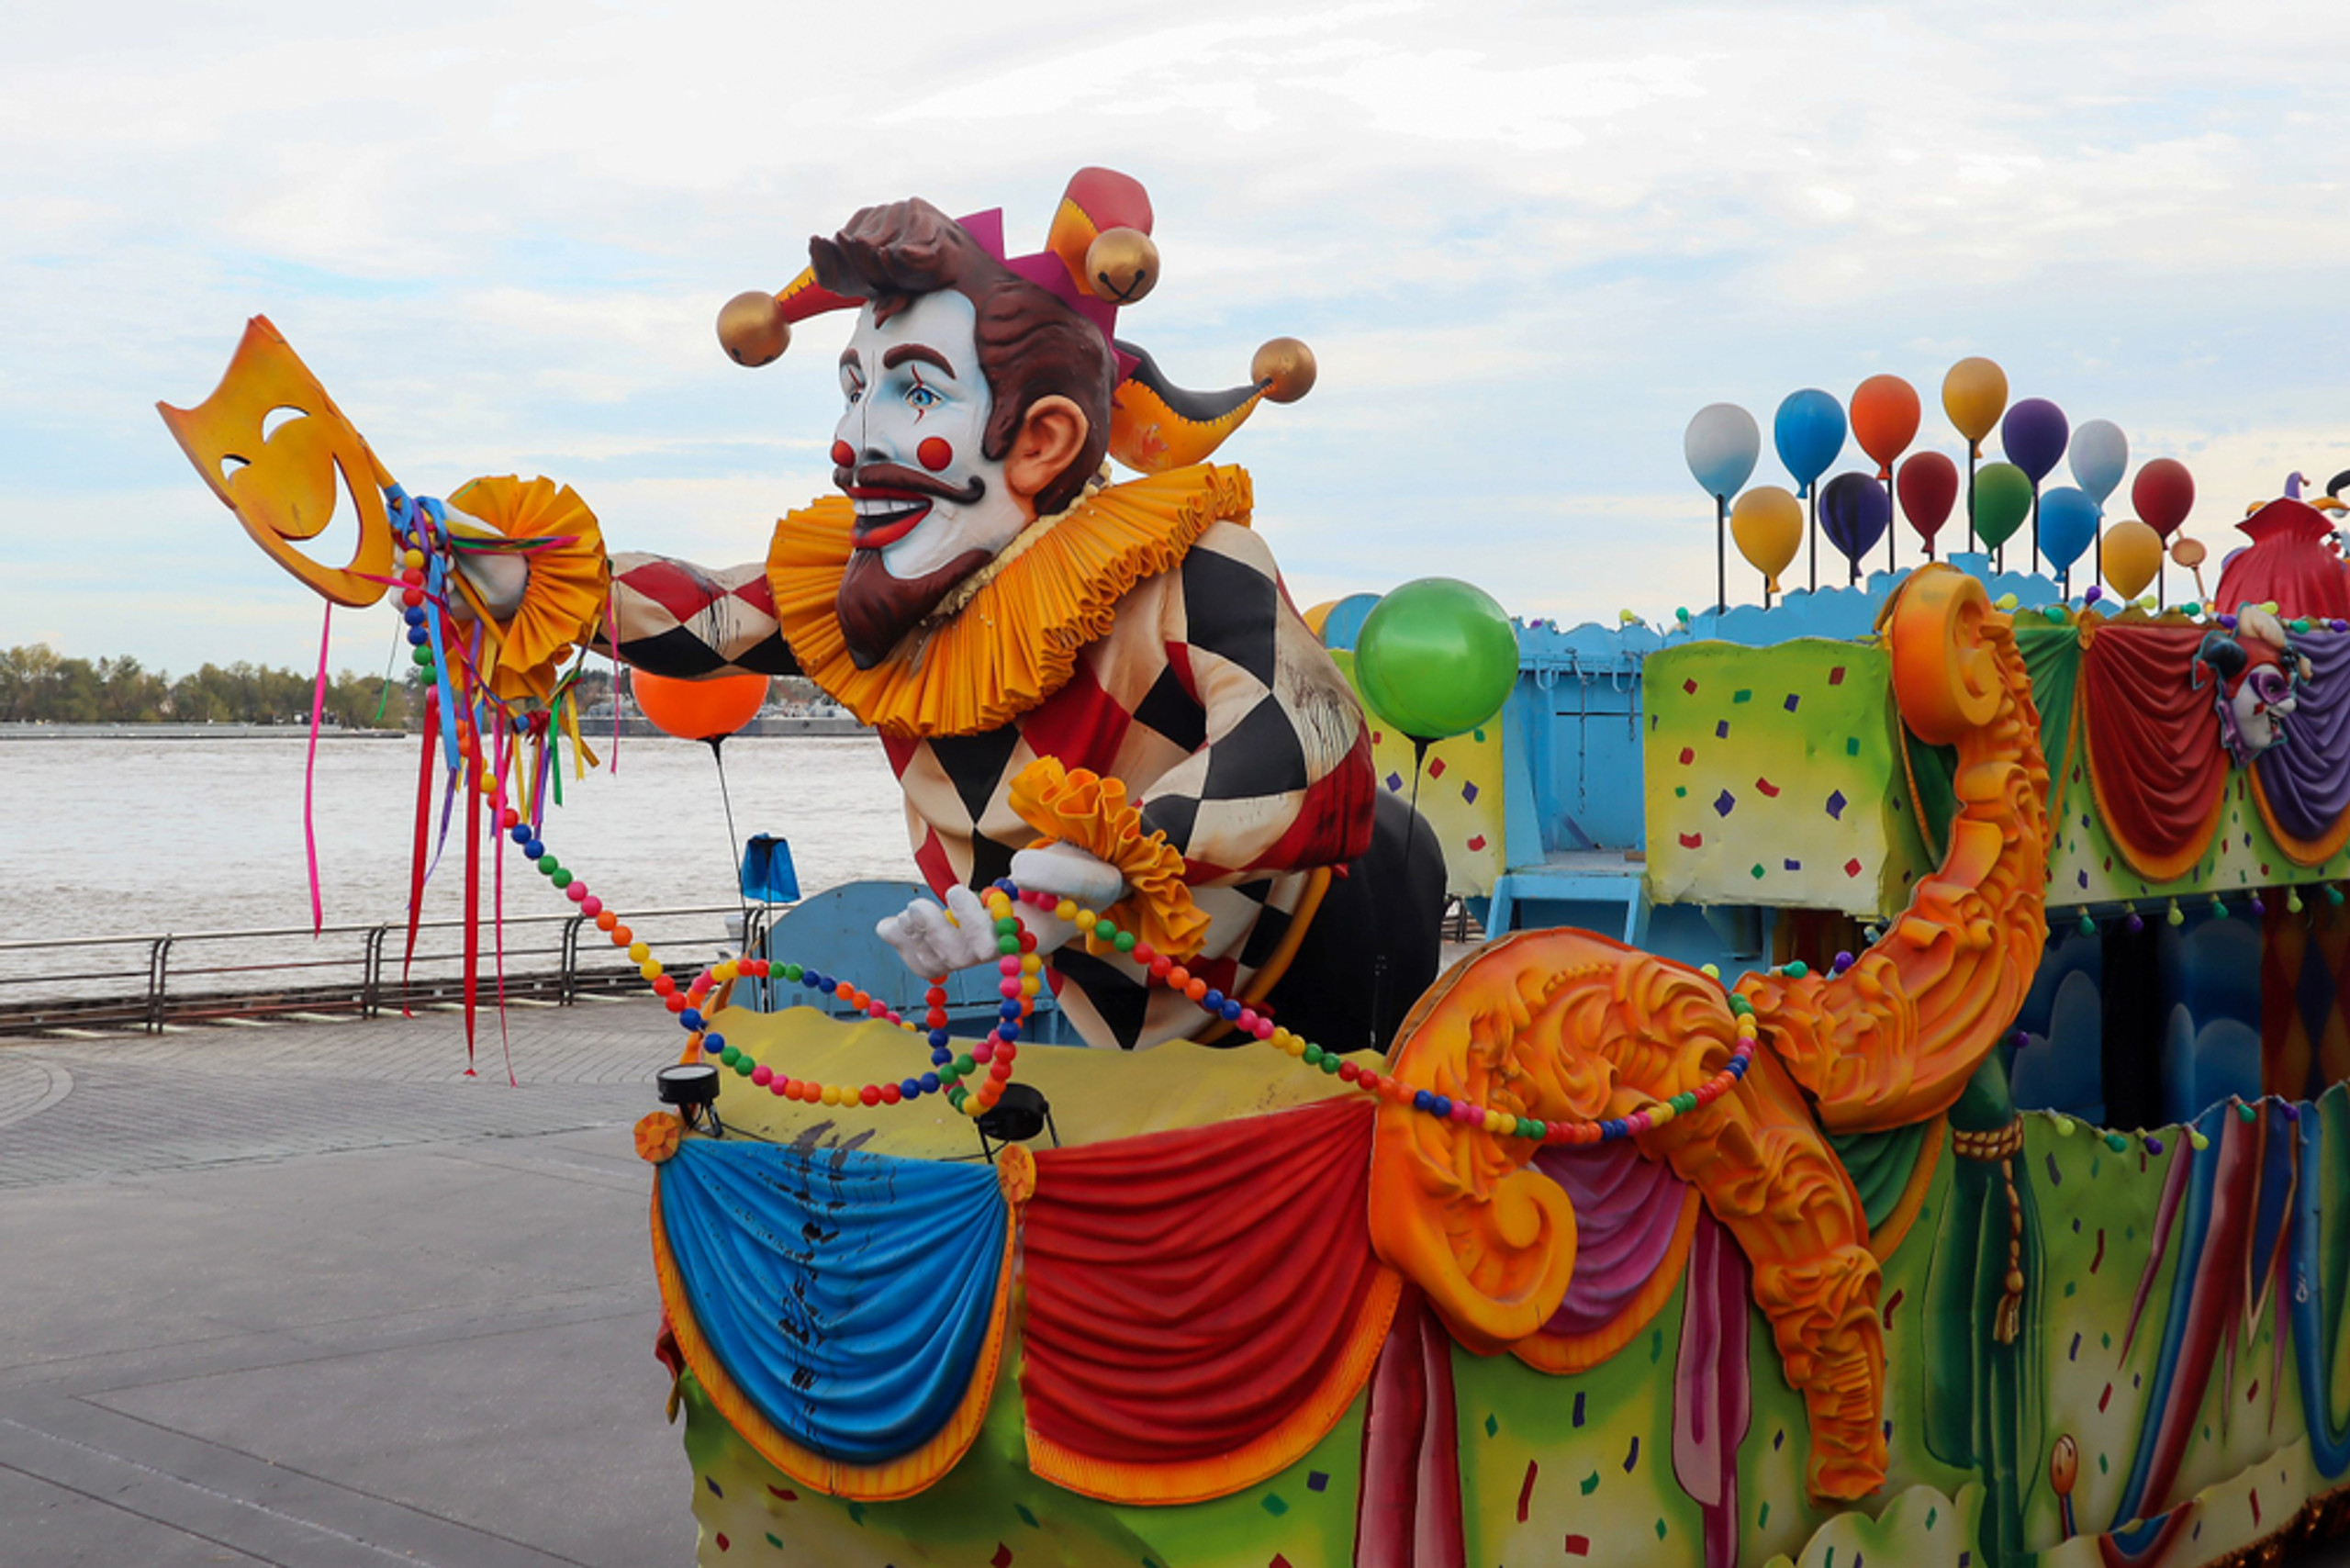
[905,385,941,409]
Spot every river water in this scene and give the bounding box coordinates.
[0,735,913,993]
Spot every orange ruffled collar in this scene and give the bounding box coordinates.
[767,464,1252,739]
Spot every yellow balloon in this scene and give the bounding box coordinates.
[2103,518,2163,600]
[1302,599,1339,639]
[1730,486,1804,594]
[1942,356,2009,457]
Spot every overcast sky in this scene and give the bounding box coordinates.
[4,1,2344,674]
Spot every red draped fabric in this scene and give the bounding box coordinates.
[2081,625,2230,882]
[1022,1096,1401,1503]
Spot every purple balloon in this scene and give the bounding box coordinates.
[1820,471,1890,566]
[2001,398,2070,484]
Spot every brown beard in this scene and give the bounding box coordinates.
[836,545,994,669]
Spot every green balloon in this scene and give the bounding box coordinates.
[1354,578,1519,742]
[1972,462,2033,549]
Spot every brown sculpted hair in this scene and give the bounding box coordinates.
[811,199,1113,517]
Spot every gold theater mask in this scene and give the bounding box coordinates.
[159,316,397,607]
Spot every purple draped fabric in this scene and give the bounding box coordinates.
[1532,1138,1690,1337]
[2256,631,2350,843]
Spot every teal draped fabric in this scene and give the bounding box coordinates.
[657,1140,1008,1463]
[1826,1120,1933,1233]
[2293,1088,2350,1479]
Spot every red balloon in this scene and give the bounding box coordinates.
[1896,451,1960,554]
[632,669,769,741]
[2132,457,2196,538]
[1851,375,1922,479]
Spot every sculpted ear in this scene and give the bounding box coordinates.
[1002,396,1091,514]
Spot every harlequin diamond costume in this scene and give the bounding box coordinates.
[607,170,1443,1050]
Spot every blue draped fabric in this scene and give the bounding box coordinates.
[2106,1099,2229,1554]
[657,1139,1008,1463]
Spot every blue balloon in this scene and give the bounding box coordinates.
[2069,419,2129,506]
[1819,472,1889,565]
[1684,403,1760,500]
[1774,389,1846,498]
[1316,592,1382,651]
[2039,486,2101,573]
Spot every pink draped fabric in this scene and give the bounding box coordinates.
[1532,1138,1692,1337]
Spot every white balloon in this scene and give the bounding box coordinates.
[1684,403,1761,501]
[2069,419,2130,506]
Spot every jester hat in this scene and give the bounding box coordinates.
[714,169,1315,476]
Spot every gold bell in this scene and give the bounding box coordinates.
[716,291,790,368]
[1251,337,1317,404]
[1084,228,1158,305]
[2049,1434,2078,1497]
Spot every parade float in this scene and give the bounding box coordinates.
[160,167,2350,1567]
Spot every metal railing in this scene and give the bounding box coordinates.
[0,903,776,1036]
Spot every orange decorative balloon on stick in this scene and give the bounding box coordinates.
[1851,375,1921,481]
[632,670,769,742]
[1852,374,1921,572]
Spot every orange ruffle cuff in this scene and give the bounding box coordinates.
[446,475,610,705]
[767,464,1252,739]
[1007,757,1211,959]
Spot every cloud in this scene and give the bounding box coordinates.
[2,0,2345,668]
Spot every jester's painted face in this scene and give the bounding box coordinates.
[832,290,1027,580]
[2227,663,2298,762]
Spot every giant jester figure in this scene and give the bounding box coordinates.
[595,171,1443,1052]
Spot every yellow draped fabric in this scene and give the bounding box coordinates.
[767,465,1252,739]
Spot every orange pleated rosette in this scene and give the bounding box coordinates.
[634,1111,684,1164]
[767,465,1251,739]
[446,475,610,704]
[1007,756,1211,960]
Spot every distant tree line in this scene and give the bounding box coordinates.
[0,644,614,729]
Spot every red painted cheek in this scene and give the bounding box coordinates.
[830,440,855,467]
[917,437,954,473]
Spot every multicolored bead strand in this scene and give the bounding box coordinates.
[504,817,1747,1143]
[1000,879,1752,1146]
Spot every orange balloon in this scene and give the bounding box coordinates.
[1850,375,1921,479]
[632,669,768,741]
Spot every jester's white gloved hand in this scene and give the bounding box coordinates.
[876,846,1132,980]
[876,885,1002,978]
[1008,844,1125,907]
[1008,844,1126,958]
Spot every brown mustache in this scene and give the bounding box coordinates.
[834,460,987,508]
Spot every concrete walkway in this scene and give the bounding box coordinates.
[0,1002,691,1566]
